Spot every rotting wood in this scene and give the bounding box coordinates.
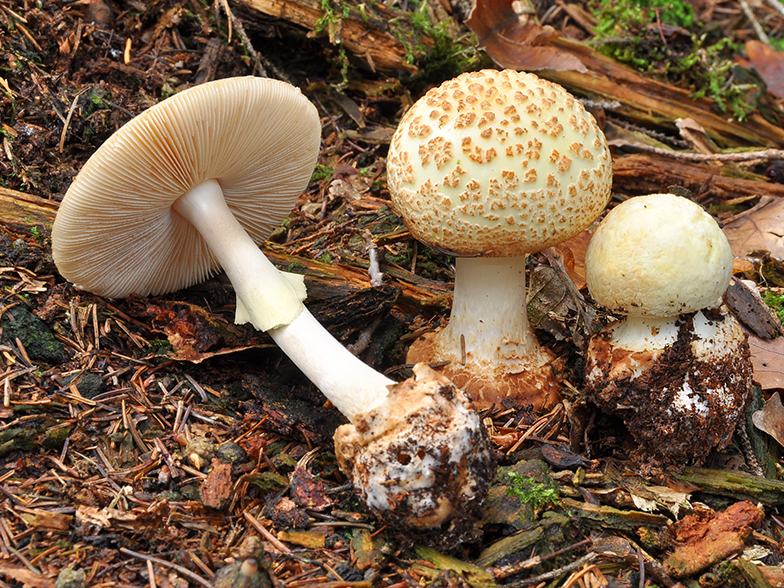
[559,497,669,530]
[540,39,784,149]
[0,187,451,313]
[611,153,784,201]
[236,0,429,73]
[675,467,784,506]
[0,187,58,235]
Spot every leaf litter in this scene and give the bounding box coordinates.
[1,0,784,587]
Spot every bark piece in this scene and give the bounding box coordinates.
[236,0,426,72]
[612,154,784,201]
[664,501,762,578]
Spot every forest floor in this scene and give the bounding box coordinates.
[1,0,784,587]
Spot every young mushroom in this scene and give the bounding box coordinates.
[583,193,752,473]
[52,76,494,538]
[386,69,612,411]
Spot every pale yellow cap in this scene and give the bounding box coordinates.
[386,69,612,256]
[585,193,733,317]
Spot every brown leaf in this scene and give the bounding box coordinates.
[19,509,72,531]
[290,466,332,511]
[126,299,266,362]
[748,334,784,390]
[465,0,586,72]
[752,391,784,448]
[722,197,784,259]
[555,229,592,290]
[746,40,784,100]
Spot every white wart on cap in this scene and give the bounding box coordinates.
[386,69,612,410]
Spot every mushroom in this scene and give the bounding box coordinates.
[52,76,494,536]
[583,193,752,473]
[386,69,612,411]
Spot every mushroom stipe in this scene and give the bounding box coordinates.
[52,76,496,539]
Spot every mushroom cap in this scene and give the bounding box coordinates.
[386,69,612,257]
[585,193,733,317]
[52,76,321,298]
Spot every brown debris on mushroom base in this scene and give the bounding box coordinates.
[585,308,752,476]
[407,332,561,411]
[333,364,496,547]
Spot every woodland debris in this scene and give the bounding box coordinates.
[612,154,784,202]
[664,501,763,578]
[674,467,784,505]
[463,2,784,148]
[236,0,429,72]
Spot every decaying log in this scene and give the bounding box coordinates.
[541,39,784,150]
[675,467,784,506]
[236,0,429,73]
[0,187,59,235]
[236,0,784,149]
[0,187,450,313]
[612,153,784,201]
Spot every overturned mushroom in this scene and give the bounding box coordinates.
[583,193,752,473]
[52,77,494,537]
[386,69,612,411]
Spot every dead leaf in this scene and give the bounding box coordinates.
[278,528,329,549]
[290,466,332,511]
[748,334,784,390]
[19,509,72,531]
[555,229,592,289]
[723,197,784,259]
[745,40,784,100]
[465,0,586,72]
[126,299,267,362]
[75,500,170,533]
[752,391,784,448]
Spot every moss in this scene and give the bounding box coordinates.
[41,424,73,450]
[0,427,36,457]
[590,0,756,120]
[507,469,562,511]
[762,290,784,323]
[1,305,68,364]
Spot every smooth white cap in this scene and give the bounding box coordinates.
[386,69,612,256]
[52,76,320,298]
[585,193,733,317]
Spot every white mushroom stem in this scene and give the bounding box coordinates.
[607,315,680,353]
[173,179,393,420]
[268,312,393,420]
[608,310,726,354]
[437,256,542,367]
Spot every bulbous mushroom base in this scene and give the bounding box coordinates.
[333,364,495,546]
[406,331,561,411]
[584,307,752,476]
